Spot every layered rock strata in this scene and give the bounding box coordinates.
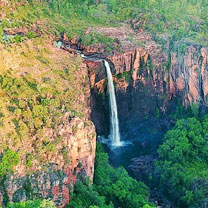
[83,26,208,133]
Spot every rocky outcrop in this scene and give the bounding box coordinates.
[87,40,208,106]
[83,26,208,134]
[0,116,96,207]
[0,40,96,207]
[108,43,208,106]
[128,155,156,182]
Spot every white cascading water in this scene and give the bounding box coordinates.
[104,60,122,147]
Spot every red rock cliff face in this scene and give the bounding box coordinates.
[0,116,96,207]
[109,45,208,106]
[87,42,208,107]
[0,42,96,208]
[84,26,208,133]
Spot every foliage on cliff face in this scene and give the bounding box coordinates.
[68,143,155,208]
[6,199,56,208]
[0,38,90,175]
[156,117,208,208]
[0,149,20,176]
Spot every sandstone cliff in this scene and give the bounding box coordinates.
[81,26,208,134]
[0,39,96,207]
[0,116,96,207]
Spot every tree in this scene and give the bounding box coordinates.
[68,143,155,208]
[156,117,208,208]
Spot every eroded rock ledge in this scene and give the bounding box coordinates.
[85,34,208,107]
[0,116,96,207]
[0,41,96,207]
[77,26,208,133]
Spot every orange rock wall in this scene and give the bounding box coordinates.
[87,44,208,108]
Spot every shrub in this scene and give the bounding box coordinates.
[6,199,56,208]
[0,27,3,42]
[25,31,38,39]
[0,149,20,176]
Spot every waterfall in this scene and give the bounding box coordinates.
[80,52,122,147]
[104,60,122,147]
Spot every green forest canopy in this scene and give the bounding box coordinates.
[1,0,208,45]
[156,117,208,208]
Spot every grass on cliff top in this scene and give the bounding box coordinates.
[0,0,118,49]
[1,0,208,49]
[1,0,208,45]
[0,37,90,175]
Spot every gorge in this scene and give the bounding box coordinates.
[0,1,208,208]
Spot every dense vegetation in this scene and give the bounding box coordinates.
[156,117,208,208]
[67,115,208,208]
[38,0,208,44]
[2,144,154,208]
[52,0,208,44]
[0,149,20,176]
[1,0,208,47]
[5,199,56,208]
[0,39,89,175]
[68,143,155,208]
[1,1,208,208]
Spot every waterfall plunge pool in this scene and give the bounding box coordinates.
[99,118,167,168]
